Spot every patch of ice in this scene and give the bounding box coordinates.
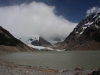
[95,16,100,21]
[84,22,93,26]
[75,31,78,34]
[56,49,65,51]
[98,16,100,18]
[89,22,93,25]
[79,31,84,36]
[97,10,100,14]
[84,22,89,25]
[80,32,83,35]
[83,26,87,30]
[93,14,97,18]
[28,44,53,50]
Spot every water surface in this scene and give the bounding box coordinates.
[0,51,100,70]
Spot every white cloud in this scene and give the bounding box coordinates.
[0,1,77,41]
[86,7,100,16]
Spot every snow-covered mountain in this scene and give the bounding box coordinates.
[64,12,100,50]
[18,35,52,47]
[17,35,54,50]
[17,34,65,46]
[29,36,52,47]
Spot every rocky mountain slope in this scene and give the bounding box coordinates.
[64,12,100,50]
[0,26,35,53]
[29,36,52,47]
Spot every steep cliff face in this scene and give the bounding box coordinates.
[0,26,35,53]
[64,12,100,50]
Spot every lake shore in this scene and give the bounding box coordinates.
[0,51,100,75]
[0,58,98,75]
[0,58,59,74]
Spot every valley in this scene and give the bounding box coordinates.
[0,5,100,75]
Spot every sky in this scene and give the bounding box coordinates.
[0,0,100,22]
[0,0,100,41]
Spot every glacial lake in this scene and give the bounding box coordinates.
[0,51,100,70]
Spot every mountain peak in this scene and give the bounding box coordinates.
[63,12,100,50]
[31,36,52,47]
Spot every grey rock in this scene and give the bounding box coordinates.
[74,72,82,75]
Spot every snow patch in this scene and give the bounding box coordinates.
[79,31,84,36]
[95,16,100,21]
[56,49,65,51]
[28,44,53,50]
[28,44,66,51]
[75,31,78,34]
[80,31,84,35]
[93,14,97,18]
[84,22,93,26]
[98,16,100,18]
[83,26,87,30]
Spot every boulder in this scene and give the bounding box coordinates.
[74,72,82,75]
[91,71,100,75]
[75,67,83,71]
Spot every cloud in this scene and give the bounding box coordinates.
[86,7,100,16]
[0,1,77,40]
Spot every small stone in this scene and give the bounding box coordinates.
[25,71,29,74]
[59,69,68,73]
[75,67,82,71]
[91,67,99,71]
[74,72,82,75]
[91,71,100,75]
[11,72,14,74]
[87,74,91,75]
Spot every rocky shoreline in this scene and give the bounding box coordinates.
[0,58,59,75]
[0,58,100,75]
[0,51,100,75]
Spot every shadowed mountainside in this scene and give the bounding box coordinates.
[29,36,52,47]
[63,12,100,50]
[0,26,35,53]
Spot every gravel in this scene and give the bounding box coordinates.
[0,59,94,75]
[0,65,92,75]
